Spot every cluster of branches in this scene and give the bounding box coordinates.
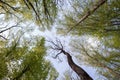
[0,21,22,40]
[0,0,59,26]
[48,39,93,80]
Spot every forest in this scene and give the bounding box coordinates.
[0,0,120,80]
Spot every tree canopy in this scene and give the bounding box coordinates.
[0,37,58,80]
[0,0,120,80]
[0,0,58,28]
[57,0,120,79]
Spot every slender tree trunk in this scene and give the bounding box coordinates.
[62,50,93,80]
[48,40,93,80]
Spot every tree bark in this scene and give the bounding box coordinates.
[62,50,93,80]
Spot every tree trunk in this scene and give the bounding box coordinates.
[62,50,93,80]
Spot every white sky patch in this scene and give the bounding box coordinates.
[87,36,100,48]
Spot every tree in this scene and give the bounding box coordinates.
[57,0,120,36]
[0,0,58,28]
[0,40,8,79]
[0,0,120,80]
[48,40,93,80]
[56,0,120,79]
[70,39,120,79]
[0,0,61,47]
[0,0,60,79]
[0,37,58,80]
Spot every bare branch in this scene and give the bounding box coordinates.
[0,4,20,19]
[0,0,17,11]
[0,35,7,40]
[0,26,16,34]
[0,20,22,34]
[53,51,62,59]
[47,39,63,51]
[47,39,64,59]
[48,39,93,80]
[23,0,30,9]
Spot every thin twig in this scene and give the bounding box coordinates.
[0,35,7,40]
[47,39,64,58]
[0,20,22,34]
[0,0,17,11]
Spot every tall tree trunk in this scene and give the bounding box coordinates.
[62,50,93,80]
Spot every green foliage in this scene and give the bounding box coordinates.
[58,0,120,79]
[0,40,8,79]
[58,0,120,36]
[0,0,120,80]
[0,50,7,79]
[0,37,58,80]
[71,37,120,80]
[0,0,58,28]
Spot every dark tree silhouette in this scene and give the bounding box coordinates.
[48,40,93,80]
[0,21,22,40]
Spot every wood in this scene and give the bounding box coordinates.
[62,50,93,80]
[48,39,93,80]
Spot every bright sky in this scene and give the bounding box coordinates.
[0,16,101,80]
[0,1,102,79]
[28,26,100,79]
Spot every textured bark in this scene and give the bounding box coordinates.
[62,50,93,80]
[48,40,93,80]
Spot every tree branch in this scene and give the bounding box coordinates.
[0,21,22,34]
[48,39,93,80]
[0,0,17,11]
[67,0,107,33]
[25,0,42,25]
[79,43,120,77]
[0,35,7,40]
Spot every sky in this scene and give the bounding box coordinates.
[0,1,103,79]
[0,12,101,80]
[26,25,101,80]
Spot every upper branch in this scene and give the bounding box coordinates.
[67,0,107,33]
[0,0,17,11]
[48,39,93,80]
